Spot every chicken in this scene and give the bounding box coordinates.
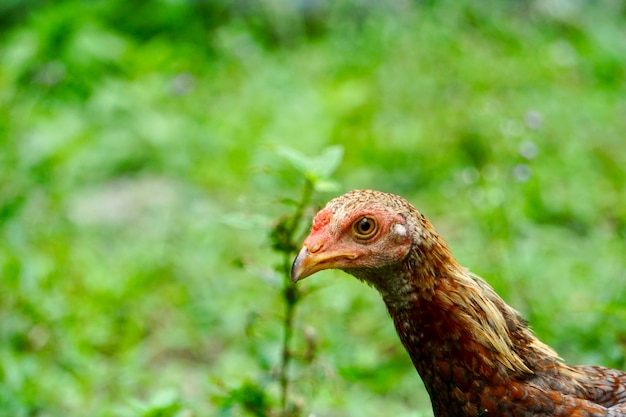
[291,189,626,416]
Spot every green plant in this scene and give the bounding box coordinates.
[215,145,343,417]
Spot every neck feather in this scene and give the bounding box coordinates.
[353,224,563,390]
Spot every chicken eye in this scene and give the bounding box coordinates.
[353,216,378,239]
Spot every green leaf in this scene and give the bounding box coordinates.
[312,178,340,192]
[312,145,344,179]
[275,146,312,177]
[276,145,344,184]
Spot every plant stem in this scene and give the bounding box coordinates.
[279,284,297,415]
[278,179,314,416]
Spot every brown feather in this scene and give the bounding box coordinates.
[291,190,626,417]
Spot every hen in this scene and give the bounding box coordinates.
[291,189,626,416]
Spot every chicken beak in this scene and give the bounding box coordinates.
[291,246,322,283]
[291,245,357,283]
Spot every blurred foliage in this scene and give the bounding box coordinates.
[1,0,625,416]
[214,146,342,417]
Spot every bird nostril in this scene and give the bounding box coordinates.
[308,242,323,253]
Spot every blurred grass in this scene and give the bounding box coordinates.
[1,1,625,416]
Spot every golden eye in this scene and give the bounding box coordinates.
[353,216,378,239]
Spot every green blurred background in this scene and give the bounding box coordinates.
[1,1,625,416]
